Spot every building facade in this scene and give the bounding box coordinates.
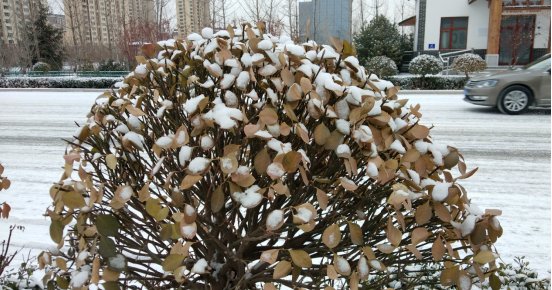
[0,0,47,45]
[176,0,210,38]
[63,0,155,47]
[408,0,551,66]
[47,13,65,31]
[299,0,353,44]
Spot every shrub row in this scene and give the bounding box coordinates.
[387,75,467,90]
[0,75,467,90]
[0,77,122,89]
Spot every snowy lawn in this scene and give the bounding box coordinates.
[0,90,549,279]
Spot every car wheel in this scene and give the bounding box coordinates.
[498,85,532,115]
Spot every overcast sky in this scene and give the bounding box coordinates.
[48,0,416,33]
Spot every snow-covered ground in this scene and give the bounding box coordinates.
[0,90,549,279]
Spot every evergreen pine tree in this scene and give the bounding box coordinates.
[27,2,64,70]
[354,15,403,67]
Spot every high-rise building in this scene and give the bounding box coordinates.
[63,0,155,47]
[176,0,210,38]
[47,14,65,31]
[0,0,47,45]
[299,0,352,45]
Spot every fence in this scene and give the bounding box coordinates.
[2,71,130,78]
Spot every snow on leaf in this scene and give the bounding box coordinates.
[188,157,210,174]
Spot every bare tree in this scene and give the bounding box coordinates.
[155,0,171,34]
[210,0,236,30]
[239,0,283,34]
[283,0,298,40]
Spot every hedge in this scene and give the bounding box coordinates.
[0,75,467,90]
[386,75,467,90]
[0,77,122,89]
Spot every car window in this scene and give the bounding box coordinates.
[526,56,551,71]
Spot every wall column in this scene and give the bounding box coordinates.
[486,0,502,66]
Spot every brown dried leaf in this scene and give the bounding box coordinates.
[300,77,313,94]
[289,249,312,268]
[125,105,146,117]
[261,249,280,265]
[314,123,331,146]
[350,271,359,290]
[434,202,451,222]
[348,222,364,245]
[411,227,430,245]
[409,125,430,140]
[106,154,117,170]
[432,236,446,261]
[281,68,295,86]
[259,107,279,125]
[1,203,11,219]
[340,177,358,191]
[273,260,292,279]
[210,187,225,212]
[406,244,423,260]
[327,264,338,280]
[322,223,341,249]
[473,250,497,264]
[386,219,402,247]
[295,123,310,143]
[180,175,203,190]
[402,148,420,163]
[316,188,329,210]
[282,151,302,173]
[415,201,432,225]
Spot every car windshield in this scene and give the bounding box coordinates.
[525,55,551,71]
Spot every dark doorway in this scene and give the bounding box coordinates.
[499,15,536,65]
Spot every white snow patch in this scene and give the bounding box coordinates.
[232,185,263,208]
[200,135,214,151]
[184,95,206,114]
[389,140,406,154]
[266,210,284,230]
[191,258,210,274]
[267,163,286,179]
[156,135,174,149]
[432,182,451,202]
[336,144,351,157]
[367,162,379,177]
[179,146,193,166]
[336,119,350,135]
[188,157,210,174]
[203,97,243,129]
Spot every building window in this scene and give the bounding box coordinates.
[440,17,468,50]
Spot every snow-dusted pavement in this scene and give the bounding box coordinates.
[0,90,549,278]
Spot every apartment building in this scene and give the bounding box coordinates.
[405,0,551,66]
[176,0,210,38]
[64,0,155,47]
[0,0,47,45]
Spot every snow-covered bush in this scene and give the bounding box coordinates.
[409,54,443,77]
[387,75,467,90]
[365,56,398,78]
[43,25,503,289]
[32,62,51,72]
[452,53,487,78]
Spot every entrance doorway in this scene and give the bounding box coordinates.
[499,15,536,65]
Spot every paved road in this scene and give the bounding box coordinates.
[0,90,549,277]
